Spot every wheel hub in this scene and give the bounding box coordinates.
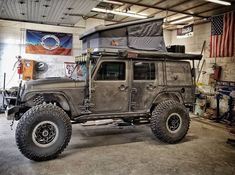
[166,113,182,133]
[42,130,49,137]
[32,121,59,147]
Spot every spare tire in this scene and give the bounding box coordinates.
[16,104,72,161]
[150,100,190,143]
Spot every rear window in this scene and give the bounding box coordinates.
[166,62,192,85]
[133,62,155,80]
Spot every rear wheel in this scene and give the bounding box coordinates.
[16,104,72,161]
[150,100,190,143]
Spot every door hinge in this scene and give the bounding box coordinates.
[79,98,94,114]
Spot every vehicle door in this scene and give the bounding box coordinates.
[131,61,159,112]
[91,60,129,113]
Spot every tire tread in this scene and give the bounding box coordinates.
[16,104,72,161]
[150,100,190,144]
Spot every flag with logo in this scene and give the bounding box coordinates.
[26,30,72,55]
[210,11,234,57]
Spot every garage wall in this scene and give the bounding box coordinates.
[0,19,86,88]
[170,22,235,91]
[170,22,235,112]
[0,18,125,89]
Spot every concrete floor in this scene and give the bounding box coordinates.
[0,114,235,175]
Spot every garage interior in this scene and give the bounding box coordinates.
[0,0,235,174]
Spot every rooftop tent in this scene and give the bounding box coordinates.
[80,18,167,52]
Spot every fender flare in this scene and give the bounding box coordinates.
[23,91,71,111]
[150,91,184,111]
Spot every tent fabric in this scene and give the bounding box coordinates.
[127,19,166,51]
[80,18,166,52]
[127,37,166,51]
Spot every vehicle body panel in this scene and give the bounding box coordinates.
[5,54,196,121]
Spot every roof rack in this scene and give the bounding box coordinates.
[120,50,202,60]
[75,48,202,62]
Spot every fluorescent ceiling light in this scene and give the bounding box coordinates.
[99,0,124,5]
[205,0,231,6]
[170,16,194,24]
[92,7,147,19]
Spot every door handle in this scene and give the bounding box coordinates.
[146,84,156,90]
[119,84,128,91]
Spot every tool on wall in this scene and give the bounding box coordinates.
[197,59,205,83]
[12,56,23,79]
[17,57,23,75]
[196,40,206,83]
[13,56,36,80]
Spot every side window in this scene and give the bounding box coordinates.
[133,62,155,80]
[95,62,126,80]
[166,62,192,85]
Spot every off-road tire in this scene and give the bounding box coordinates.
[16,104,72,161]
[150,100,190,144]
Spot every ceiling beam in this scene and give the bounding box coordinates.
[120,0,165,21]
[121,0,143,12]
[196,4,235,15]
[0,17,85,28]
[149,0,191,17]
[68,13,120,23]
[119,0,144,21]
[113,0,206,18]
[196,6,233,14]
[166,2,210,18]
[197,6,222,15]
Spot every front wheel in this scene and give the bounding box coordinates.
[150,100,190,143]
[16,104,72,161]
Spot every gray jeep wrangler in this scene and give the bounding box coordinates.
[5,48,202,161]
[5,18,202,161]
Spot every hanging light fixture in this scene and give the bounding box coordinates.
[92,7,147,19]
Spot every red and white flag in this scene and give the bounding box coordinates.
[210,11,234,57]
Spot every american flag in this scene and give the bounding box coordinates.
[210,11,234,57]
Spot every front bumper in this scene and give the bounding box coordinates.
[5,106,20,120]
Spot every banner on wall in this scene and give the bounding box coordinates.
[26,30,72,55]
[177,24,193,38]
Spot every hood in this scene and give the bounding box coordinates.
[23,77,79,91]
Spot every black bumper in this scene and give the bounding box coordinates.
[5,106,20,120]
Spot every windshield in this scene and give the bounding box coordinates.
[68,56,100,81]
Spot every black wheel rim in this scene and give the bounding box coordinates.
[166,113,182,133]
[32,121,59,147]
